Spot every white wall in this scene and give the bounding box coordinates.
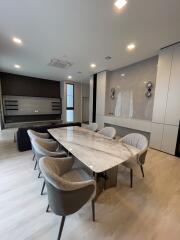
[82,83,89,122]
[96,71,108,129]
[89,76,93,122]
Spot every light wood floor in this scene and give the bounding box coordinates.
[1,129,180,240]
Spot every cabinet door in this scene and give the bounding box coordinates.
[165,43,180,126]
[150,123,164,150]
[152,47,173,123]
[161,125,178,155]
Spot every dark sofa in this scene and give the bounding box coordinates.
[16,122,81,151]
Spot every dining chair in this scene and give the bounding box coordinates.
[27,129,53,162]
[31,138,67,195]
[120,133,148,187]
[98,127,116,139]
[82,122,98,132]
[39,156,96,240]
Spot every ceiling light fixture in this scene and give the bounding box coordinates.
[12,37,23,45]
[90,63,96,68]
[14,64,21,69]
[127,43,136,51]
[121,73,126,77]
[105,56,112,61]
[68,75,72,79]
[114,0,127,9]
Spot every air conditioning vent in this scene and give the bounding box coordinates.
[48,58,73,69]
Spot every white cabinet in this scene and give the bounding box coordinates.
[161,125,178,155]
[150,43,180,155]
[152,47,173,123]
[165,43,180,126]
[150,123,164,149]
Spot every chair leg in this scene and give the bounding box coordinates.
[130,169,133,188]
[140,165,144,178]
[34,160,37,170]
[38,172,41,178]
[46,204,50,212]
[92,200,95,222]
[57,216,66,240]
[41,180,45,195]
[32,154,35,161]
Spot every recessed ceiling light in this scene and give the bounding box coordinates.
[90,63,96,68]
[121,73,126,77]
[12,37,23,45]
[14,64,21,69]
[114,0,127,9]
[68,75,72,79]
[127,43,136,51]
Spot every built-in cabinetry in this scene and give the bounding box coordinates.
[150,43,180,155]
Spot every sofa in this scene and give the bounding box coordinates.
[16,122,81,151]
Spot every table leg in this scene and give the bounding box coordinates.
[104,166,118,190]
[93,172,104,200]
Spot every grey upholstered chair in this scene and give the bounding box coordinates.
[82,122,98,132]
[98,127,116,139]
[31,138,67,195]
[27,129,53,162]
[27,129,50,140]
[39,156,96,240]
[120,133,148,187]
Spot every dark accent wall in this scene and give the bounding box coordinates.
[92,74,97,122]
[1,72,60,98]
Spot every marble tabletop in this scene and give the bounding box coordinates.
[48,126,140,173]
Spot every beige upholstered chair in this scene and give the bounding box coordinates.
[120,133,148,187]
[31,138,67,194]
[39,156,96,240]
[27,129,50,140]
[82,122,98,132]
[98,127,116,139]
[27,129,53,163]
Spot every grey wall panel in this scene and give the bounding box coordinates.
[107,56,158,121]
[105,123,150,141]
[3,96,61,116]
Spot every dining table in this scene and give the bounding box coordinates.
[48,126,140,197]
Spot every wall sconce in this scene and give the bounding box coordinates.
[145,81,153,97]
[111,88,116,99]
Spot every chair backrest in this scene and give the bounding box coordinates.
[83,123,98,132]
[121,133,148,164]
[39,157,96,216]
[27,129,49,141]
[32,138,58,160]
[98,127,116,139]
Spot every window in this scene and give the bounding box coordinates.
[66,84,74,122]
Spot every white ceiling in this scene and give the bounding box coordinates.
[0,0,180,82]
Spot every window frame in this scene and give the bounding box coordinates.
[66,83,74,110]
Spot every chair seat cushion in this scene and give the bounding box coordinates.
[62,168,92,183]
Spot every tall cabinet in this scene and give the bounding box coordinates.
[150,43,180,155]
